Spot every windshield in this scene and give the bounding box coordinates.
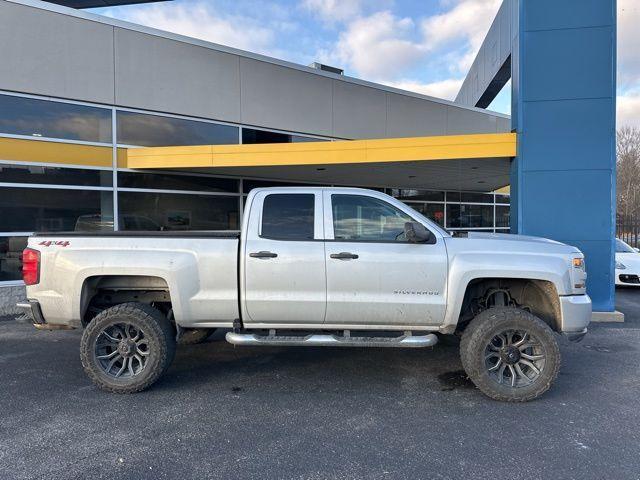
[616,238,636,253]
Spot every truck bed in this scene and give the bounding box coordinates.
[32,231,241,238]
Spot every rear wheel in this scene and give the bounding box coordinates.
[80,303,176,393]
[178,328,216,345]
[460,307,560,402]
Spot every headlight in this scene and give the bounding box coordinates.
[571,256,587,291]
[616,261,627,270]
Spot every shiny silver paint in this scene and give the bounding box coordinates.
[24,187,592,335]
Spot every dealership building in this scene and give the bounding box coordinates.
[0,0,617,319]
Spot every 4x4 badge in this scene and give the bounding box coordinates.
[38,241,70,247]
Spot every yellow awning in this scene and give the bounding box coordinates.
[123,133,516,169]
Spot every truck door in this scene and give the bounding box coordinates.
[242,190,326,325]
[323,192,447,327]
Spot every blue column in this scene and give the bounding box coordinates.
[511,0,617,312]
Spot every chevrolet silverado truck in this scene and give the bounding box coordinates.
[18,187,591,401]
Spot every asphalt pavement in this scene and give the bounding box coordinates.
[1,290,639,480]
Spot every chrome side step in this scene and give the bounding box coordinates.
[225,330,438,348]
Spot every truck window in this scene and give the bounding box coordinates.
[332,194,413,242]
[261,194,315,240]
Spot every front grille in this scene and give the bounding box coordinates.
[619,274,640,284]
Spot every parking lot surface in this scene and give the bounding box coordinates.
[1,290,639,480]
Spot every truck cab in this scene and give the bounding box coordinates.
[241,188,448,329]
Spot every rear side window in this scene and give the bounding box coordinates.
[261,194,315,240]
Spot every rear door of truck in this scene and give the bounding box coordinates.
[242,189,326,324]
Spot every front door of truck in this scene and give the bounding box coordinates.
[243,190,326,325]
[323,192,447,327]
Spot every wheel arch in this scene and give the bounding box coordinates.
[454,277,562,333]
[80,275,172,327]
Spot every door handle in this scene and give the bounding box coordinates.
[330,252,359,260]
[249,251,278,259]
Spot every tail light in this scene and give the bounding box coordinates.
[22,248,40,286]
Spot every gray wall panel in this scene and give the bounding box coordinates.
[496,116,512,132]
[446,106,498,134]
[0,1,114,103]
[332,82,386,139]
[239,58,333,136]
[114,28,241,121]
[386,93,448,138]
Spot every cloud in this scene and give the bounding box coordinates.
[301,0,362,23]
[421,0,502,72]
[383,78,464,100]
[314,0,502,99]
[319,11,427,80]
[103,2,278,56]
[618,91,640,128]
[618,0,640,88]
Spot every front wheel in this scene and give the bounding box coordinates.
[80,303,176,394]
[460,307,560,402]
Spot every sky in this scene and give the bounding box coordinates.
[92,0,639,127]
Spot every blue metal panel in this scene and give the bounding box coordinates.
[525,0,616,31]
[523,27,614,101]
[511,0,616,312]
[521,98,615,171]
[518,170,614,241]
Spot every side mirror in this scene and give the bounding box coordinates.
[404,222,434,244]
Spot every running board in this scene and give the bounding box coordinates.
[225,330,438,348]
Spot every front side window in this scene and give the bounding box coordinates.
[332,195,413,242]
[261,194,315,240]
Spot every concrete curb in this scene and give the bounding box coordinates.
[591,311,625,323]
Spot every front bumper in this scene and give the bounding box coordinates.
[616,273,640,285]
[559,294,591,342]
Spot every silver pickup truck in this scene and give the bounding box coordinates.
[18,187,591,401]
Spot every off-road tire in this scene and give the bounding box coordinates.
[80,302,176,393]
[178,328,216,345]
[460,306,560,402]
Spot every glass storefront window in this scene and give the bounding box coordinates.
[118,192,239,231]
[242,128,324,144]
[0,236,28,281]
[117,111,239,147]
[496,205,511,228]
[447,191,494,203]
[496,194,510,204]
[390,189,445,202]
[0,94,112,143]
[0,187,113,232]
[118,172,238,193]
[0,164,112,187]
[406,203,445,226]
[447,204,494,229]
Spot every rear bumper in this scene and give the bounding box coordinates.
[559,294,591,341]
[17,300,46,324]
[16,300,75,330]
